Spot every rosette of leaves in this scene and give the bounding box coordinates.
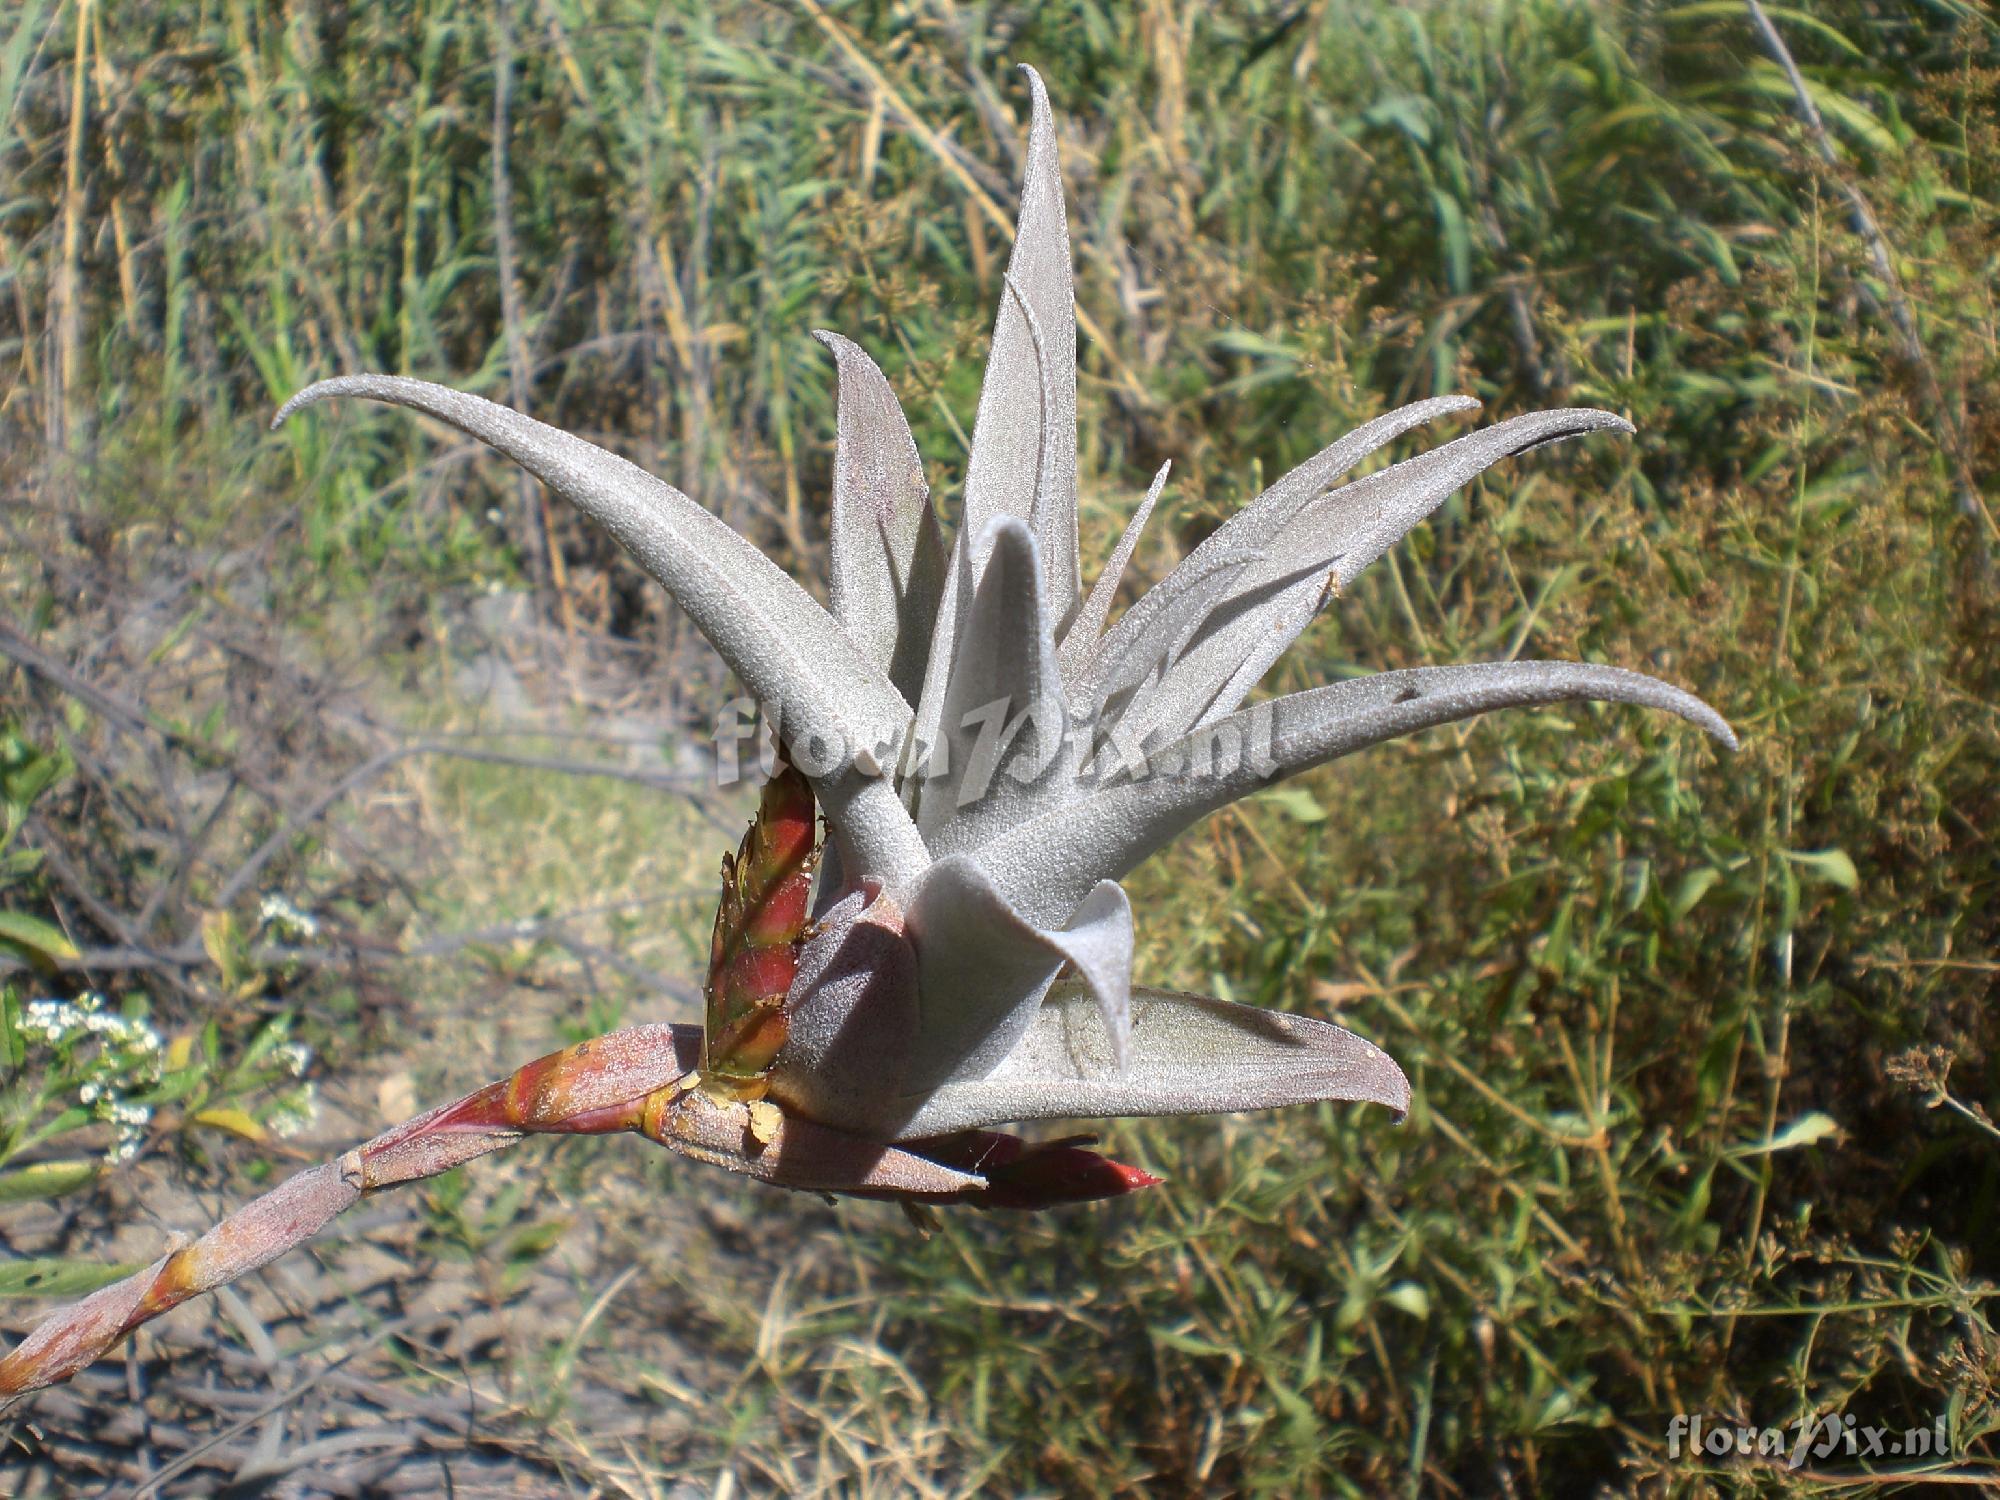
[0,68,1733,1399]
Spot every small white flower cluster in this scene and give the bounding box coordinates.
[267,1082,320,1139]
[75,1086,155,1164]
[20,992,165,1165]
[22,991,99,1044]
[258,893,321,940]
[274,1040,313,1078]
[24,993,164,1061]
[106,1100,152,1164]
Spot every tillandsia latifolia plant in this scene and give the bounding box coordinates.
[0,68,1736,1399]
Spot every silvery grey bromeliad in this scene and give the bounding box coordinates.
[0,67,1732,1396]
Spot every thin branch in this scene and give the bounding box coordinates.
[4,608,718,976]
[0,893,707,1004]
[0,1018,1004,1399]
[208,734,712,915]
[21,817,200,1000]
[0,613,376,875]
[133,774,240,937]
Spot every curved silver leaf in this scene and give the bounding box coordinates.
[971,659,1738,926]
[273,375,932,892]
[1137,394,1480,615]
[960,65,1080,625]
[1065,548,1258,731]
[1076,396,1481,730]
[915,517,1073,858]
[1087,554,1322,751]
[812,332,947,705]
[1318,406,1635,595]
[902,856,1133,1092]
[1121,407,1639,748]
[894,981,1409,1137]
[1059,459,1170,676]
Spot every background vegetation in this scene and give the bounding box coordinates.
[2,0,1995,1493]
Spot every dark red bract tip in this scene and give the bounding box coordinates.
[1106,1161,1166,1192]
[905,1130,1164,1211]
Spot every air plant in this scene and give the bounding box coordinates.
[0,68,1733,1399]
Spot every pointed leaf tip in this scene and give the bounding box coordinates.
[970,660,1737,927]
[811,331,946,704]
[1078,395,1486,742]
[960,62,1081,621]
[1061,460,1170,675]
[1102,404,1649,749]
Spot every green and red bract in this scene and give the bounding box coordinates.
[703,761,818,1085]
